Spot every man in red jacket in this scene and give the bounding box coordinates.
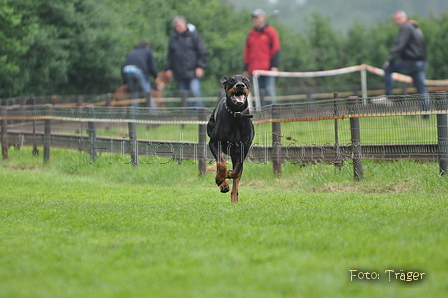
[243,8,281,106]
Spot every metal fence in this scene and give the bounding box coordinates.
[1,91,448,178]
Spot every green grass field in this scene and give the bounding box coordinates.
[1,147,447,297]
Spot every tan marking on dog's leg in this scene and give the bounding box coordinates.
[227,162,242,179]
[215,161,227,186]
[231,176,241,203]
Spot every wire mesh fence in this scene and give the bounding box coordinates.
[1,91,448,176]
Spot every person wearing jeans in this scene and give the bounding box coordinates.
[122,66,152,106]
[383,10,429,119]
[257,75,276,106]
[178,78,202,100]
[165,16,207,108]
[122,40,158,108]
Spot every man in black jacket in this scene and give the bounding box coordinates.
[165,16,207,107]
[383,11,429,117]
[122,40,158,108]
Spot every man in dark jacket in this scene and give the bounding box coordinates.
[165,16,207,107]
[383,11,429,118]
[122,40,158,107]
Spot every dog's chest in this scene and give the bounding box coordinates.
[216,117,253,143]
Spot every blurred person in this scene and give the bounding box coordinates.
[383,10,429,119]
[122,40,158,108]
[243,8,281,106]
[165,16,207,107]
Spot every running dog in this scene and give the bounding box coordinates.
[207,75,254,203]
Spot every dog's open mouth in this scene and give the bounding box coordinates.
[231,90,247,105]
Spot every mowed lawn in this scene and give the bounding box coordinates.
[1,148,447,298]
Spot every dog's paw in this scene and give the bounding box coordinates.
[219,182,230,193]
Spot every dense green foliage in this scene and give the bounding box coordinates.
[1,0,448,98]
[0,0,121,96]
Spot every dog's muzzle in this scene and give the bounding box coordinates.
[231,84,248,106]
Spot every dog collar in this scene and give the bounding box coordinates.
[224,103,253,118]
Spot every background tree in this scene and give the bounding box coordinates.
[1,0,121,98]
[421,14,448,81]
[0,0,38,96]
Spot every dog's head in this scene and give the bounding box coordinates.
[221,75,250,107]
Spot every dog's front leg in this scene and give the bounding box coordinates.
[216,160,230,193]
[209,141,229,193]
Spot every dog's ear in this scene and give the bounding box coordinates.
[242,76,251,89]
[220,76,228,86]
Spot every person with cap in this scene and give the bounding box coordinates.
[243,8,281,106]
[165,15,207,107]
[383,10,429,119]
[122,40,158,108]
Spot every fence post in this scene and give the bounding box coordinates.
[436,91,448,176]
[105,93,113,131]
[181,90,188,129]
[20,97,27,128]
[333,92,342,167]
[360,68,368,104]
[1,106,8,160]
[31,96,39,156]
[128,106,138,166]
[272,105,282,174]
[349,96,363,180]
[88,106,97,163]
[198,109,207,175]
[306,87,313,108]
[145,91,152,130]
[43,119,51,162]
[76,95,83,134]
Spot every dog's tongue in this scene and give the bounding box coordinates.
[235,95,245,103]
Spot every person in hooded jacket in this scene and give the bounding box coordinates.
[165,16,207,107]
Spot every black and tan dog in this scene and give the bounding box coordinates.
[207,75,254,203]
